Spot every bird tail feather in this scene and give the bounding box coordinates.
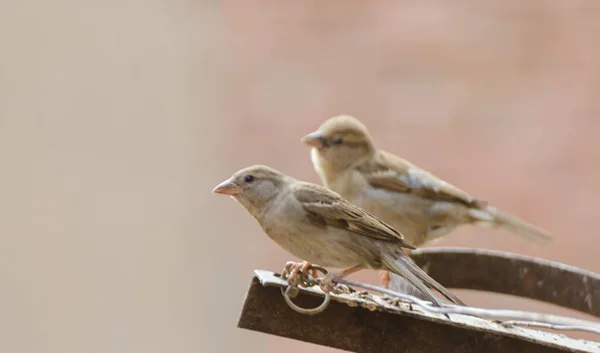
[469,206,552,244]
[381,251,465,307]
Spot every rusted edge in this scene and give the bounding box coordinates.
[237,270,600,353]
[407,247,600,317]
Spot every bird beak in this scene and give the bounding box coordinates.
[301,131,325,149]
[212,179,240,195]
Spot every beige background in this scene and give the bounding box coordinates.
[1,1,599,352]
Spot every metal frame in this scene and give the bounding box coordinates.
[408,248,600,317]
[237,248,600,353]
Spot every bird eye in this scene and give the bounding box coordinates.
[332,137,343,145]
[244,175,254,183]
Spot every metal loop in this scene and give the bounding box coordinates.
[278,262,333,315]
[281,285,331,316]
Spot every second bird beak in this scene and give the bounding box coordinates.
[301,131,325,149]
[212,179,240,195]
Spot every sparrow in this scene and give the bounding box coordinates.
[213,165,465,307]
[302,115,552,287]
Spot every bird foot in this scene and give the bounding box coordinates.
[319,275,337,293]
[318,275,354,294]
[282,261,315,286]
[318,265,363,294]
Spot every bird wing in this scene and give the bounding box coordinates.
[293,183,415,249]
[357,150,485,208]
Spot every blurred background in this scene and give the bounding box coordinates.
[1,1,599,352]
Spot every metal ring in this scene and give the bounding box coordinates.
[281,285,331,316]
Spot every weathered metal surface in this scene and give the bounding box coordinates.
[408,248,600,317]
[238,270,600,353]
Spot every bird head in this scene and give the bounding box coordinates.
[302,115,376,178]
[212,165,286,212]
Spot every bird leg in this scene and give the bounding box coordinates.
[380,271,391,289]
[320,265,363,293]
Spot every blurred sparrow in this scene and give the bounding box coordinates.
[213,165,465,307]
[302,115,552,287]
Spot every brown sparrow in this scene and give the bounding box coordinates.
[213,165,464,307]
[302,115,551,287]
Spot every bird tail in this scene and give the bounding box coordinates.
[468,206,552,244]
[381,251,465,307]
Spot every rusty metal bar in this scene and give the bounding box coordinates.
[408,248,600,317]
[238,270,600,353]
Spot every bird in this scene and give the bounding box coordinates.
[301,115,552,288]
[212,165,465,308]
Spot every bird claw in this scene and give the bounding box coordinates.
[318,276,354,295]
[282,261,318,286]
[318,274,350,294]
[281,261,298,278]
[319,276,337,293]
